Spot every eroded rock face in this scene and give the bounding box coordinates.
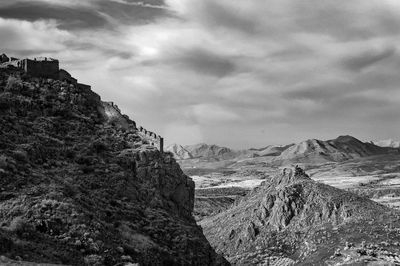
[0,70,228,265]
[200,167,400,265]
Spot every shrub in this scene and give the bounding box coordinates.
[12,149,29,163]
[65,148,76,159]
[0,92,12,110]
[80,164,94,174]
[5,76,22,92]
[91,140,108,154]
[8,216,33,237]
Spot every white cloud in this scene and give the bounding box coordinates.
[190,104,241,124]
[0,18,71,51]
[164,123,204,146]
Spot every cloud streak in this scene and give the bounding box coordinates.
[341,46,396,71]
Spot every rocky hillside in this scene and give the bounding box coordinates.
[0,68,228,265]
[200,167,400,265]
[165,144,193,160]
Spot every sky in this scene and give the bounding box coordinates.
[0,0,400,148]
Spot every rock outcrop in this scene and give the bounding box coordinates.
[165,144,193,160]
[0,68,228,265]
[200,166,400,265]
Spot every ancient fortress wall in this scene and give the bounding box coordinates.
[20,58,59,79]
[1,55,90,90]
[2,53,164,152]
[102,102,124,122]
[137,126,164,153]
[102,101,164,152]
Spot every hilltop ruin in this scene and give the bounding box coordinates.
[0,53,90,91]
[0,60,225,265]
[1,53,164,153]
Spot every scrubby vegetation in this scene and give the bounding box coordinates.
[0,69,228,265]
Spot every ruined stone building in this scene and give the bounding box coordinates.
[18,57,60,79]
[59,69,78,85]
[0,54,9,64]
[137,127,164,153]
[1,54,165,152]
[0,54,91,90]
[101,101,164,152]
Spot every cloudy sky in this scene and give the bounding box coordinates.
[1,0,400,148]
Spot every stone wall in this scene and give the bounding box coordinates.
[137,126,164,153]
[101,101,132,129]
[77,83,91,91]
[0,54,9,64]
[20,58,59,79]
[59,69,77,85]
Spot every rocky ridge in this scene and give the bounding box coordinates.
[0,67,228,265]
[200,166,400,265]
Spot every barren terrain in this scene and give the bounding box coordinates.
[175,144,400,264]
[182,153,400,216]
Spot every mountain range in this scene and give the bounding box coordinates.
[166,143,247,161]
[167,136,399,163]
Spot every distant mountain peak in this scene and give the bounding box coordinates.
[334,135,360,142]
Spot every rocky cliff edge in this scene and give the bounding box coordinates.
[0,69,228,265]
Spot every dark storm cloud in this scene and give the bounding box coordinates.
[173,49,236,77]
[342,47,396,71]
[96,0,172,25]
[143,48,236,77]
[64,40,136,59]
[0,2,107,29]
[108,0,168,9]
[0,0,171,30]
[283,81,350,101]
[334,94,391,109]
[195,1,259,34]
[291,1,400,41]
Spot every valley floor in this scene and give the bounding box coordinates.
[179,154,400,265]
[184,154,400,215]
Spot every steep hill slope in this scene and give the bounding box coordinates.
[0,68,228,265]
[165,144,192,160]
[200,167,400,265]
